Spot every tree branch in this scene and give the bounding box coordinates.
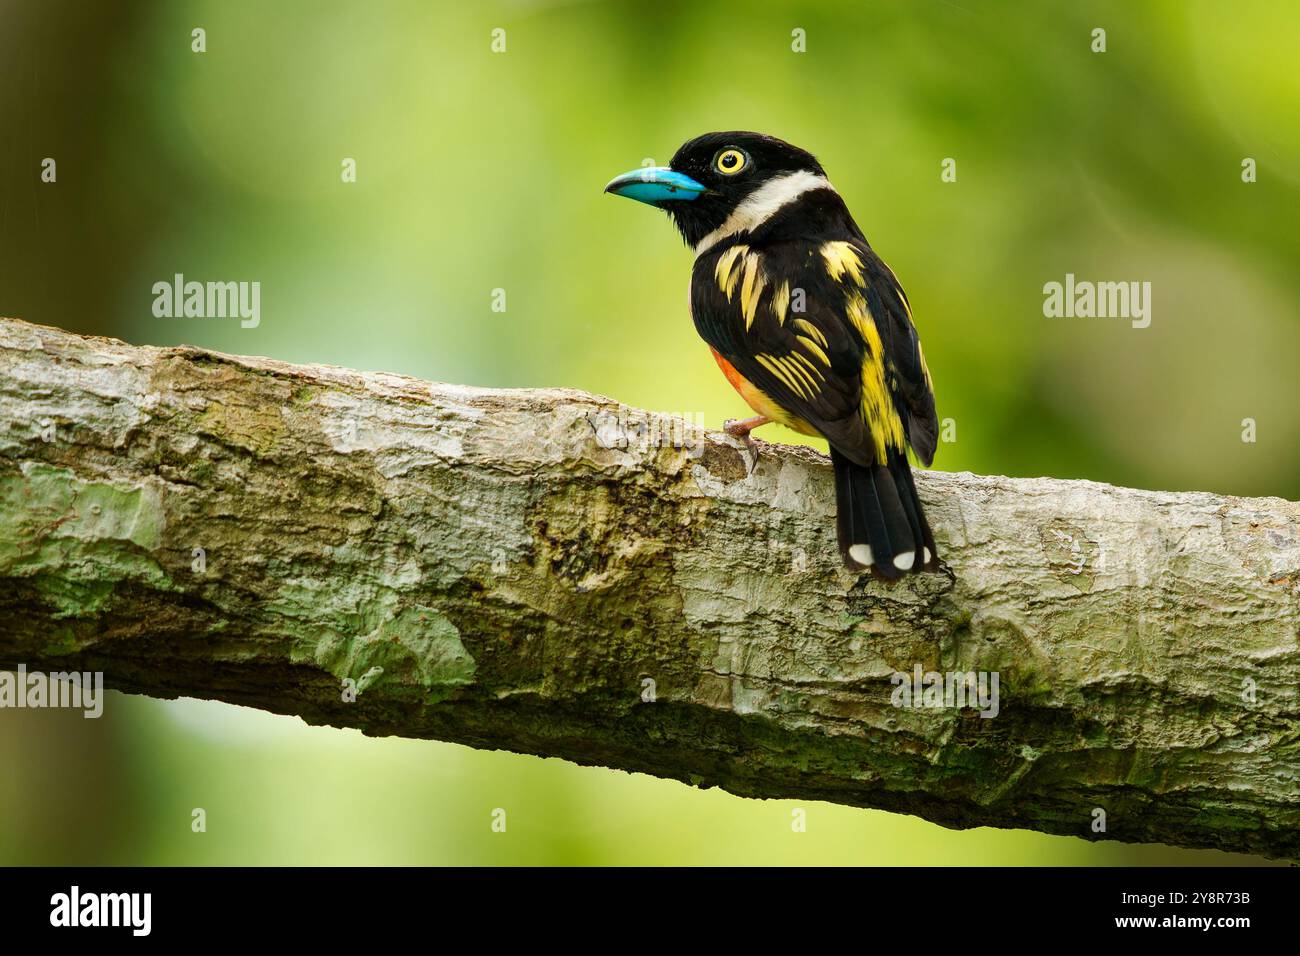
[1,317,1297,860]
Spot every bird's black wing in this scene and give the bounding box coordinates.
[691,236,937,467]
[853,240,939,465]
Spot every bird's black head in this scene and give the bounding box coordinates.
[605,131,830,249]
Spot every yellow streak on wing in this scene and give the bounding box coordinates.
[821,241,865,286]
[917,339,933,389]
[796,335,831,368]
[739,252,766,330]
[779,354,818,397]
[883,264,914,319]
[771,281,790,326]
[845,292,872,338]
[715,244,747,300]
[756,353,809,401]
[777,355,814,400]
[850,293,907,462]
[790,351,825,387]
[792,318,828,348]
[723,360,816,435]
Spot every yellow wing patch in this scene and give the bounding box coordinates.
[796,334,830,369]
[845,291,906,461]
[771,281,790,325]
[790,351,823,385]
[791,318,827,348]
[844,292,872,341]
[715,245,747,298]
[738,252,765,330]
[714,240,910,463]
[715,245,767,331]
[756,351,823,402]
[821,241,865,286]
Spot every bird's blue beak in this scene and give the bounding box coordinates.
[604,166,708,205]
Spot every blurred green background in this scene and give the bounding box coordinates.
[2,0,1296,865]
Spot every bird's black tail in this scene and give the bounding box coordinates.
[831,446,937,579]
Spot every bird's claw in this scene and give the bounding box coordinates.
[723,419,759,475]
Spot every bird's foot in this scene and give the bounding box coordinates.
[723,416,768,476]
[723,415,771,439]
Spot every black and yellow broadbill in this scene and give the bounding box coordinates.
[605,132,939,580]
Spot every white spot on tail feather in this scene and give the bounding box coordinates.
[893,550,916,571]
[849,544,873,567]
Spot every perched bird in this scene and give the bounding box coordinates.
[604,131,939,579]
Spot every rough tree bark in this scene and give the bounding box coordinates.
[0,317,1296,860]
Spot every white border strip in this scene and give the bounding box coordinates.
[694,170,835,255]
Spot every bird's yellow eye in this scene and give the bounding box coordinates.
[715,148,747,175]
